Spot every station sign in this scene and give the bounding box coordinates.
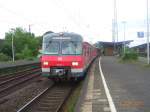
[137,32,144,38]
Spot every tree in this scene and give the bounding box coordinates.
[1,27,41,60]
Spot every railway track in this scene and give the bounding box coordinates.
[0,68,41,98]
[0,67,40,82]
[17,83,76,112]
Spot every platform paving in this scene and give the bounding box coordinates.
[75,56,150,112]
[75,58,111,112]
[101,56,150,112]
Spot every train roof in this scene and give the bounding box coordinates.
[43,32,83,42]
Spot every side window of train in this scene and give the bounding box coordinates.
[88,47,89,56]
[87,47,89,56]
[90,48,91,56]
[84,47,86,56]
[86,47,88,56]
[88,47,90,56]
[84,46,86,56]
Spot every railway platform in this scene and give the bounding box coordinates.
[75,58,111,112]
[76,56,150,112]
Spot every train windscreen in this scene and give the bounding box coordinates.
[62,41,82,55]
[42,36,82,55]
[43,41,60,55]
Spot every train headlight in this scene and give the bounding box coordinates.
[43,61,49,66]
[72,62,79,66]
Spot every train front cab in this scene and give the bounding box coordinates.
[41,32,86,81]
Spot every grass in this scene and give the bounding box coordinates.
[143,64,150,68]
[0,57,39,63]
[118,57,138,64]
[118,57,150,69]
[63,81,83,112]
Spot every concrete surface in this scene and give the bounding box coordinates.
[101,56,150,112]
[76,56,150,112]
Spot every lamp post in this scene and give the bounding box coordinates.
[147,0,150,64]
[114,0,118,53]
[11,28,15,62]
[122,21,126,54]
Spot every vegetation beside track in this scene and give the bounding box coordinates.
[62,81,83,112]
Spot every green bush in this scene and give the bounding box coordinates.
[22,47,32,58]
[122,52,138,61]
[0,53,10,61]
[15,53,24,60]
[121,48,138,61]
[15,46,34,60]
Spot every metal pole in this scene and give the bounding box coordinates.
[29,24,31,33]
[114,0,118,53]
[122,21,126,54]
[11,34,15,62]
[11,29,15,62]
[112,19,116,55]
[147,0,150,64]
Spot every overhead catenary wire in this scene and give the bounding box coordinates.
[52,0,92,33]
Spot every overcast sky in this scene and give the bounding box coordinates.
[0,0,149,46]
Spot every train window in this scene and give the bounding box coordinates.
[62,41,82,55]
[84,47,86,56]
[87,47,90,56]
[43,41,60,54]
[90,48,92,56]
[83,46,87,56]
[88,47,90,56]
[87,47,89,56]
[86,47,87,56]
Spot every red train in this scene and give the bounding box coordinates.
[40,32,98,81]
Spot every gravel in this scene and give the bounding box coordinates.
[0,77,53,112]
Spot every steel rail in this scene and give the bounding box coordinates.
[0,71,41,98]
[0,68,40,85]
[0,65,40,80]
[17,83,75,112]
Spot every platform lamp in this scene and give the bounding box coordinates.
[122,21,126,54]
[147,0,150,64]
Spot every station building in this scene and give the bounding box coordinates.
[95,40,133,56]
[132,43,150,57]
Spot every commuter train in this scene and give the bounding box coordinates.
[40,32,98,81]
